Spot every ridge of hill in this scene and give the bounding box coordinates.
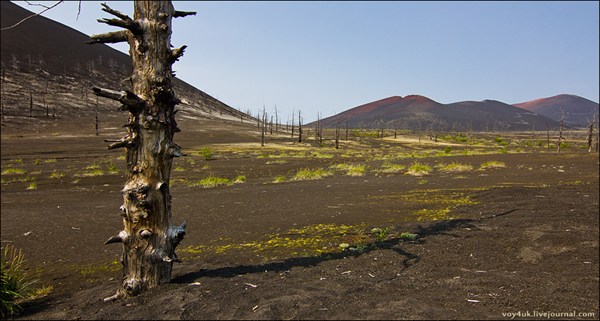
[317,93,598,131]
[317,95,564,131]
[513,94,599,127]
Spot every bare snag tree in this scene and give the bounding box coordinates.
[87,1,196,300]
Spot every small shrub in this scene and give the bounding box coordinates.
[26,182,37,190]
[437,162,473,173]
[1,245,36,318]
[496,137,510,146]
[200,147,214,161]
[272,176,287,183]
[106,161,119,174]
[444,146,452,154]
[192,176,231,188]
[379,162,406,174]
[405,162,432,176]
[49,170,65,179]
[330,164,366,177]
[291,168,333,181]
[233,175,247,184]
[399,232,418,240]
[371,227,389,242]
[480,161,506,170]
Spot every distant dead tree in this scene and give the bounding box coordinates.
[291,108,295,138]
[274,104,279,132]
[587,115,596,153]
[557,108,565,153]
[298,110,303,143]
[87,1,195,300]
[345,119,349,140]
[335,120,340,149]
[315,112,323,146]
[261,106,266,146]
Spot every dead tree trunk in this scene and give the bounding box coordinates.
[345,120,348,141]
[291,108,295,138]
[261,107,266,147]
[298,110,303,143]
[335,121,340,150]
[557,109,565,153]
[587,115,595,153]
[88,1,195,300]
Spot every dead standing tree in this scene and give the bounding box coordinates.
[557,108,565,154]
[87,1,196,300]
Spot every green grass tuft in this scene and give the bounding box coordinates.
[1,168,26,175]
[330,164,366,176]
[480,160,506,170]
[436,162,474,173]
[191,176,231,188]
[291,168,333,181]
[405,162,432,176]
[1,245,36,318]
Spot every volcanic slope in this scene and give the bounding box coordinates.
[514,94,599,127]
[0,1,250,135]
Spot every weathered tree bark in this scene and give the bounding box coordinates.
[89,1,195,300]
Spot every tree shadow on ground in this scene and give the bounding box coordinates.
[172,218,478,284]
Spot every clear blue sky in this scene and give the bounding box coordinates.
[12,1,600,122]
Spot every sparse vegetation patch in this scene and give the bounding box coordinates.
[330,164,366,176]
[436,162,474,173]
[480,160,506,170]
[291,168,333,181]
[405,162,432,176]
